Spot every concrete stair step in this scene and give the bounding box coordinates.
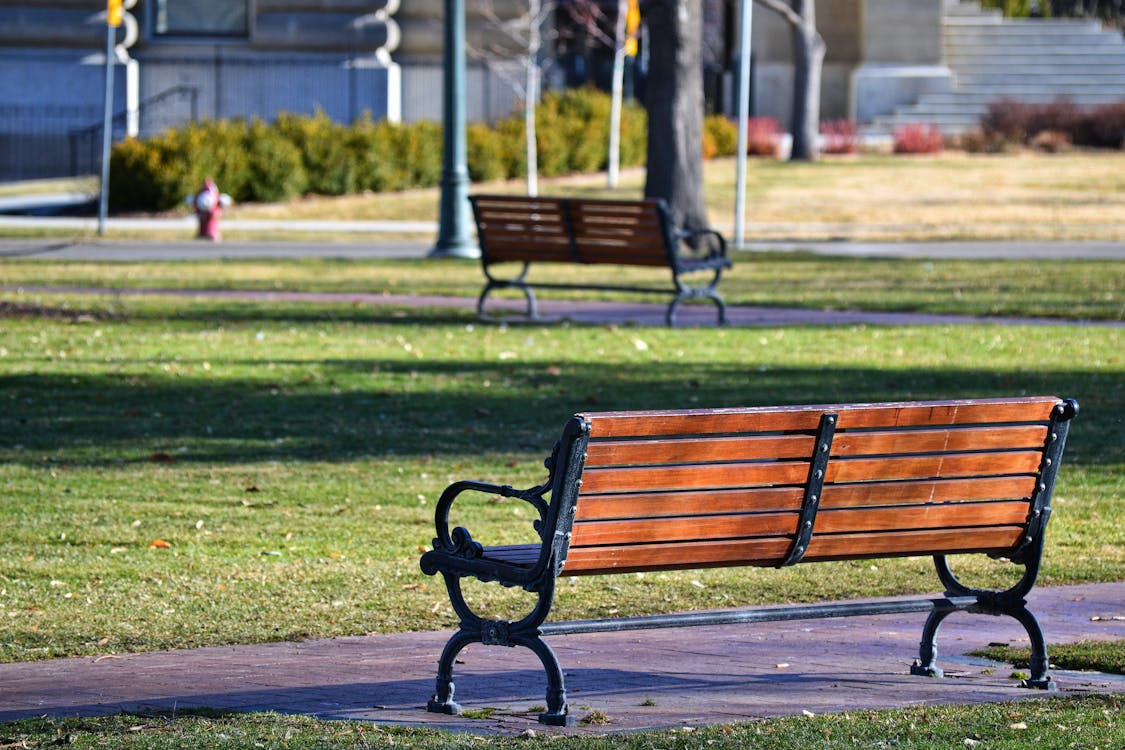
[953,57,1125,67]
[955,83,1125,95]
[957,74,1125,85]
[918,91,1125,105]
[871,4,1124,136]
[944,17,1104,31]
[943,32,1116,46]
[945,41,1125,53]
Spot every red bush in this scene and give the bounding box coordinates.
[982,97,1082,143]
[820,119,858,154]
[893,123,945,154]
[980,97,1125,149]
[745,117,783,157]
[1077,101,1125,149]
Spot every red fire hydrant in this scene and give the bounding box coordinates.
[190,178,231,242]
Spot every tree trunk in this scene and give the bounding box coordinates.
[640,0,708,232]
[788,0,825,161]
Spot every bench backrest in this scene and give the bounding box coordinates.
[470,195,678,268]
[554,397,1076,576]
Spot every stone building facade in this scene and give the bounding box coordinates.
[0,0,952,180]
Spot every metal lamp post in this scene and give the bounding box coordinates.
[429,0,479,258]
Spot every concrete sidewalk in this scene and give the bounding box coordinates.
[2,237,1125,261]
[6,283,1124,328]
[0,583,1122,734]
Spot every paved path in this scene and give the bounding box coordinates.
[0,584,1122,734]
[5,284,1123,328]
[1,237,1125,261]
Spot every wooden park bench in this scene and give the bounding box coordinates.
[420,396,1078,726]
[469,195,731,326]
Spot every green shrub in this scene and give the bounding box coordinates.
[392,120,443,188]
[703,115,738,158]
[467,122,507,182]
[980,0,1044,17]
[244,119,308,203]
[108,137,165,212]
[559,88,612,172]
[350,119,411,192]
[275,110,357,196]
[494,115,528,180]
[191,119,252,201]
[619,101,648,166]
[108,88,655,209]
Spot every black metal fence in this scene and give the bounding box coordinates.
[0,85,198,182]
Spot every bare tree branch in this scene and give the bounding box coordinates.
[753,0,803,28]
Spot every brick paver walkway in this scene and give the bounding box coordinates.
[5,285,1124,329]
[1,584,1122,734]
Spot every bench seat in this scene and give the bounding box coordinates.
[420,396,1078,725]
[470,195,731,326]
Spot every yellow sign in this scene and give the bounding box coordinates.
[624,0,640,57]
[107,0,123,27]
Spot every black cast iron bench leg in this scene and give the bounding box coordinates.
[426,573,574,726]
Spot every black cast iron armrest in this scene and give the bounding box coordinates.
[676,227,730,266]
[429,480,522,552]
[421,478,553,586]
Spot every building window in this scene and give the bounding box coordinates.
[154,0,248,36]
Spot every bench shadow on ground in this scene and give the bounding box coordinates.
[1,357,1118,467]
[0,665,966,725]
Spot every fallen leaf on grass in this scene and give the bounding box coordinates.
[149,539,171,549]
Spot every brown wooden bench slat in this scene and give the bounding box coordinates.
[574,477,1035,525]
[561,536,795,574]
[580,461,811,494]
[570,511,799,547]
[574,487,806,521]
[486,250,575,263]
[569,500,1029,556]
[585,397,1061,439]
[826,451,1044,483]
[814,500,1031,534]
[586,435,817,467]
[803,526,1026,561]
[570,255,671,267]
[833,425,1049,455]
[588,409,826,439]
[584,426,1048,468]
[820,476,1037,508]
[570,234,666,246]
[482,225,569,237]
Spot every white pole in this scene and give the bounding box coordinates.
[526,0,541,197]
[607,0,628,189]
[97,23,115,237]
[734,0,753,250]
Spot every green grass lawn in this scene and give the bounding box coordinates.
[3,694,1122,748]
[6,151,1125,242]
[0,294,1121,663]
[2,253,1123,321]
